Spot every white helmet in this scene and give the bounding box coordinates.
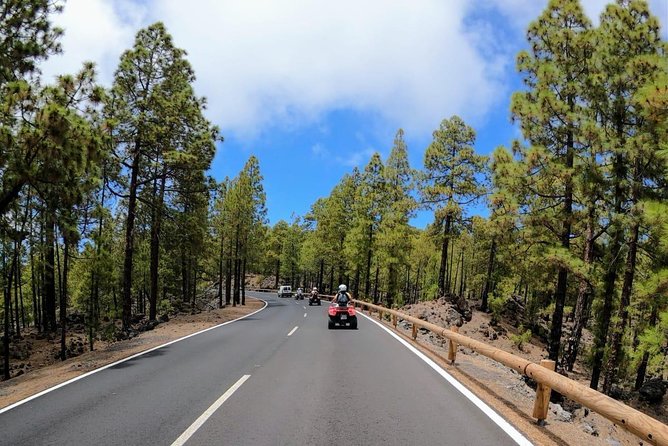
[338,284,347,292]
[312,287,318,292]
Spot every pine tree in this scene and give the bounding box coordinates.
[511,0,593,364]
[107,23,213,329]
[597,0,666,392]
[379,129,415,306]
[421,116,486,299]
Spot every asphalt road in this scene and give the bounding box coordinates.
[0,293,529,446]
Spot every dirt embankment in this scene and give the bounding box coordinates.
[393,298,665,446]
[0,298,263,410]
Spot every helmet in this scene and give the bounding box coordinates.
[312,287,318,292]
[338,284,347,292]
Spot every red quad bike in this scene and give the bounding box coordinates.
[328,301,357,329]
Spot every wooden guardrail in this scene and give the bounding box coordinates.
[351,299,668,446]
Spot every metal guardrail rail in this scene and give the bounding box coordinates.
[247,288,668,445]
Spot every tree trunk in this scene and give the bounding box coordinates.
[60,240,69,361]
[225,259,232,305]
[364,224,373,298]
[3,243,16,380]
[373,266,379,304]
[318,259,324,291]
[122,150,141,331]
[241,258,246,305]
[13,240,21,338]
[43,214,56,332]
[218,234,225,308]
[562,208,596,371]
[191,258,197,311]
[329,265,334,295]
[149,171,167,321]
[30,238,39,331]
[481,237,496,312]
[452,251,461,298]
[548,128,574,363]
[274,259,280,288]
[414,263,422,303]
[635,302,658,390]
[591,151,626,390]
[603,220,640,394]
[438,215,452,297]
[447,239,456,295]
[386,264,396,307]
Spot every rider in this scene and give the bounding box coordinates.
[296,287,303,299]
[311,287,318,297]
[332,284,352,305]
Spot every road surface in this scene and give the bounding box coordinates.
[0,293,529,445]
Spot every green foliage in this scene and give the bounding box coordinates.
[510,325,533,352]
[158,299,174,315]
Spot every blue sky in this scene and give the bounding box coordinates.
[40,0,667,228]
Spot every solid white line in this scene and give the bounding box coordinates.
[287,326,299,336]
[357,311,533,446]
[170,374,250,446]
[0,300,268,415]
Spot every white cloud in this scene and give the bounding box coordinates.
[40,0,147,85]
[38,0,667,140]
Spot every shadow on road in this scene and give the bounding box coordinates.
[109,347,169,370]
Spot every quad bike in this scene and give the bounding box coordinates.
[328,301,357,329]
[309,292,321,306]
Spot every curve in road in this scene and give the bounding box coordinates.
[0,292,532,446]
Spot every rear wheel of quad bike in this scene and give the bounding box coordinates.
[328,320,335,329]
[350,319,357,329]
[318,302,321,306]
[309,302,312,306]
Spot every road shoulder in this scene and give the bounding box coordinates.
[0,299,264,411]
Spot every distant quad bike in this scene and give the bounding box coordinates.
[328,301,357,329]
[309,292,321,306]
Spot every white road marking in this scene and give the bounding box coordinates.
[0,300,268,415]
[170,374,250,446]
[304,313,307,318]
[287,326,299,336]
[302,306,306,309]
[357,311,533,446]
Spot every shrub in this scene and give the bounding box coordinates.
[158,299,174,315]
[510,325,532,352]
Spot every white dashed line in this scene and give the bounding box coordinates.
[287,326,299,336]
[170,374,250,446]
[304,313,307,318]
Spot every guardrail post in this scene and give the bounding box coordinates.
[412,323,418,340]
[378,309,384,321]
[447,326,459,364]
[392,314,397,328]
[532,359,556,425]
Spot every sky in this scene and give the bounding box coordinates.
[40,0,668,227]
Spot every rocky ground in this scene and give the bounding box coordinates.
[390,297,666,446]
[0,298,263,409]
